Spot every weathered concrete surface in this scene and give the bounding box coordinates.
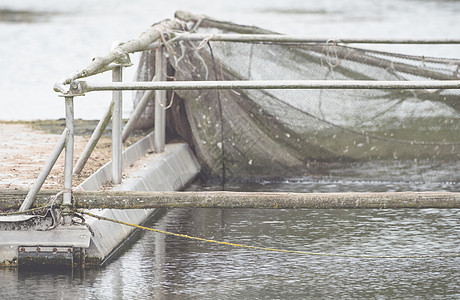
[0,121,104,268]
[112,143,200,192]
[0,122,112,189]
[0,227,91,248]
[0,222,91,267]
[77,130,158,191]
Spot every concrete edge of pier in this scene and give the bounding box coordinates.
[0,133,200,268]
[81,141,200,266]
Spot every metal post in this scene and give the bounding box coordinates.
[154,46,166,153]
[63,96,74,224]
[112,66,123,184]
[74,100,114,175]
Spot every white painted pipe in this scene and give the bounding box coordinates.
[112,67,123,185]
[63,96,74,221]
[154,46,167,153]
[74,79,460,92]
[19,129,69,212]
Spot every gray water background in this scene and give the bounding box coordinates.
[1,0,460,120]
[0,0,459,298]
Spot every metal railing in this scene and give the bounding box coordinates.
[18,25,460,219]
[71,79,460,92]
[172,33,460,44]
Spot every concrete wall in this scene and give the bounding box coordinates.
[78,135,200,266]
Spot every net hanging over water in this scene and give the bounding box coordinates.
[133,13,460,186]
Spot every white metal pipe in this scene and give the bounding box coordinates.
[74,100,114,175]
[63,96,74,220]
[53,27,460,95]
[53,19,184,94]
[173,33,460,44]
[112,67,123,185]
[53,63,127,94]
[19,129,69,212]
[154,47,167,153]
[76,80,460,92]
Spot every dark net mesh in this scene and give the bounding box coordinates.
[133,23,460,190]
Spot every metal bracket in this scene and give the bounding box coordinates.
[66,81,85,96]
[18,246,73,269]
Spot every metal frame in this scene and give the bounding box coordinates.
[71,79,460,93]
[172,33,460,44]
[112,67,123,185]
[20,30,460,215]
[62,96,74,224]
[154,46,167,153]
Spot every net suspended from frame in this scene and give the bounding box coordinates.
[133,14,460,183]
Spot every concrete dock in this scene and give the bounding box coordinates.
[0,127,200,268]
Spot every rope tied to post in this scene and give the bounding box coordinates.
[81,211,460,259]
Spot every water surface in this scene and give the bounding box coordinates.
[1,0,460,120]
[1,208,459,299]
[0,1,459,298]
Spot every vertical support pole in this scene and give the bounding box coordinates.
[63,96,74,224]
[112,66,123,184]
[154,46,166,153]
[74,100,114,175]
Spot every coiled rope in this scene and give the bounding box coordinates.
[81,211,459,259]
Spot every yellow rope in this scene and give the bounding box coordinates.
[81,211,460,259]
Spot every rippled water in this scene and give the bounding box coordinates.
[1,208,459,299]
[1,0,460,120]
[201,159,460,193]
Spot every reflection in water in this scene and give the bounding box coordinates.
[1,208,458,299]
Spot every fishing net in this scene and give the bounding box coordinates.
[132,15,460,188]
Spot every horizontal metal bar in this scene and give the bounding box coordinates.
[75,190,460,209]
[173,33,460,44]
[74,80,460,93]
[2,190,459,210]
[53,63,130,94]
